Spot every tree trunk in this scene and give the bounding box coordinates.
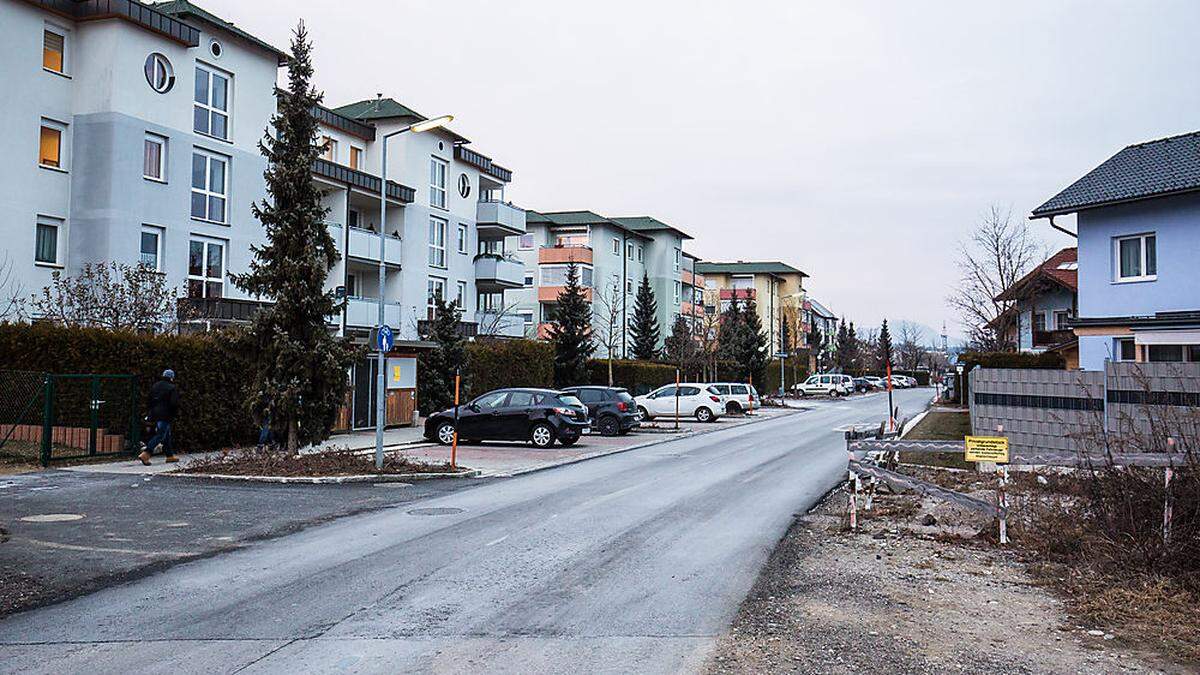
[287,416,299,454]
[607,356,613,387]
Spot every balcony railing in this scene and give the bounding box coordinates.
[311,159,414,203]
[719,288,756,300]
[178,297,266,323]
[476,200,526,236]
[474,253,524,289]
[454,145,513,183]
[538,286,593,303]
[538,245,593,265]
[37,0,200,45]
[340,225,403,266]
[310,103,375,140]
[417,319,478,338]
[1033,329,1074,348]
[344,297,401,328]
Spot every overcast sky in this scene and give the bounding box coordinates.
[206,0,1200,341]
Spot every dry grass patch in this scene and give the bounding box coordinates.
[180,446,457,477]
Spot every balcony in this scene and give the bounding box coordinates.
[344,297,401,328]
[416,319,478,338]
[536,322,554,340]
[474,254,524,290]
[177,297,267,324]
[681,301,705,317]
[311,158,414,203]
[475,311,525,338]
[342,225,403,266]
[681,269,696,286]
[1033,329,1074,348]
[719,288,756,301]
[538,245,593,265]
[538,286,593,302]
[476,200,526,237]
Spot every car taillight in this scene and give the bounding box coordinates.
[710,395,720,402]
[617,401,628,412]
[553,407,574,415]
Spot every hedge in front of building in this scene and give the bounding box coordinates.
[586,359,679,395]
[958,351,1065,370]
[464,339,554,399]
[0,322,258,453]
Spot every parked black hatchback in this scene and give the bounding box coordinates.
[559,386,640,436]
[423,388,591,448]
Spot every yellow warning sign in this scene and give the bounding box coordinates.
[965,436,1009,463]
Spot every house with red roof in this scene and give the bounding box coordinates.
[991,247,1079,367]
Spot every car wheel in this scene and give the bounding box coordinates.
[725,401,742,415]
[830,389,841,398]
[695,406,713,423]
[530,422,555,448]
[637,406,651,420]
[597,415,620,436]
[558,435,579,447]
[435,422,456,446]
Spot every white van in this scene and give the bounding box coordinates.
[795,373,854,397]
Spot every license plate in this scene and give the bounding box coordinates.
[580,427,591,434]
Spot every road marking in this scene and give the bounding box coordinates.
[18,538,195,557]
[485,535,508,547]
[579,480,654,509]
[19,513,83,523]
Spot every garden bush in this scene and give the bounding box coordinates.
[464,339,553,398]
[586,359,678,395]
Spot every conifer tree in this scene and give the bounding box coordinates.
[417,297,467,415]
[547,261,594,386]
[663,314,696,370]
[738,299,769,384]
[878,318,894,370]
[231,23,354,452]
[629,273,660,360]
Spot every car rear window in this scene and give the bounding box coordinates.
[705,386,721,395]
[616,391,634,403]
[556,394,584,408]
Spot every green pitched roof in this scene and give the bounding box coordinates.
[151,1,287,63]
[694,261,808,278]
[611,216,692,240]
[331,97,470,143]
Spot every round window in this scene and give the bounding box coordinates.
[143,53,175,93]
[438,141,444,151]
[209,40,223,58]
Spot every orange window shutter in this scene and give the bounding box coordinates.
[40,127,61,167]
[43,31,64,72]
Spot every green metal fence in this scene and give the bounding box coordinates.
[0,371,141,466]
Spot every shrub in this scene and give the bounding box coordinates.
[464,339,553,399]
[959,350,1065,370]
[585,359,677,395]
[0,322,257,452]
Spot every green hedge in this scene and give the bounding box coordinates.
[0,323,257,452]
[586,359,678,395]
[958,351,1065,370]
[464,339,553,399]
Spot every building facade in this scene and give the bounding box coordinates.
[694,261,808,355]
[1032,131,1200,370]
[2,0,284,318]
[990,247,1078,367]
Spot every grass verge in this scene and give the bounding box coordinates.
[899,409,973,470]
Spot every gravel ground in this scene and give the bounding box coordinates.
[706,490,1180,674]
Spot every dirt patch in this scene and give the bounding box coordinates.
[708,487,1187,674]
[178,446,457,477]
[899,410,973,470]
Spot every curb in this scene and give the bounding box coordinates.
[158,469,480,484]
[495,408,803,478]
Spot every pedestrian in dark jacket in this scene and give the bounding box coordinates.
[139,369,180,465]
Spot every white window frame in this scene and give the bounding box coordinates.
[191,149,229,224]
[39,118,68,171]
[43,24,68,76]
[193,63,231,141]
[320,135,337,162]
[1114,233,1157,282]
[140,226,163,272]
[427,276,446,319]
[349,145,363,170]
[456,280,468,308]
[428,217,447,268]
[519,233,535,250]
[144,133,167,182]
[187,237,225,299]
[637,245,643,262]
[34,215,63,267]
[524,272,534,287]
[429,156,448,209]
[673,248,681,273]
[457,223,468,254]
[626,242,634,260]
[674,281,681,304]
[612,237,620,255]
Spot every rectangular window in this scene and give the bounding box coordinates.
[478,291,503,312]
[320,135,337,162]
[457,223,468,254]
[1031,312,1046,333]
[43,28,65,73]
[34,217,60,264]
[429,157,448,209]
[1117,338,1136,361]
[540,265,594,287]
[674,281,681,304]
[555,228,589,247]
[637,246,643,262]
[519,233,535,250]
[612,238,620,255]
[426,277,446,319]
[144,134,166,181]
[626,279,633,294]
[519,311,534,327]
[674,248,681,272]
[428,217,447,267]
[191,151,228,223]
[193,64,230,140]
[1053,310,1072,330]
[140,227,161,271]
[187,239,224,298]
[349,146,363,170]
[1116,233,1156,281]
[524,271,534,287]
[39,123,63,168]
[1148,345,1185,363]
[626,242,634,259]
[456,280,467,308]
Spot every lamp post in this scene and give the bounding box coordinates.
[375,114,453,470]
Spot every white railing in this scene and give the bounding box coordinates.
[344,296,401,328]
[476,201,526,234]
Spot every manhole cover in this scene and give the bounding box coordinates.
[406,507,464,516]
[20,513,84,523]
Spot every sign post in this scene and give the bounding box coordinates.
[674,368,680,431]
[885,361,895,431]
[967,431,1011,544]
[372,325,394,470]
[451,368,460,470]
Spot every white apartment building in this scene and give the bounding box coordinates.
[1,0,284,316]
[507,210,690,357]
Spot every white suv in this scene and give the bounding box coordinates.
[708,382,761,414]
[795,373,854,397]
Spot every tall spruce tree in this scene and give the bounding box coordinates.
[548,261,594,386]
[878,318,894,370]
[834,318,851,371]
[717,295,743,367]
[738,299,769,384]
[231,23,354,452]
[663,314,695,370]
[417,297,467,415]
[629,273,660,360]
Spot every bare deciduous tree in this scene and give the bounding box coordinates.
[695,309,723,381]
[895,321,927,371]
[592,284,624,386]
[475,301,525,338]
[947,205,1043,351]
[31,261,184,332]
[0,253,25,322]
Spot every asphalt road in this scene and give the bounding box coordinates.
[0,388,932,674]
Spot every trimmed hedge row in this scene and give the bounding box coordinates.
[958,351,1065,370]
[0,322,257,453]
[464,339,554,399]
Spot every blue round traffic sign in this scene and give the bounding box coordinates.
[375,325,394,352]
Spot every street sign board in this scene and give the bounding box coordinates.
[774,351,789,359]
[372,325,394,352]
[965,435,1009,463]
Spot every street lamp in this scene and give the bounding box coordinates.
[375,114,454,470]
